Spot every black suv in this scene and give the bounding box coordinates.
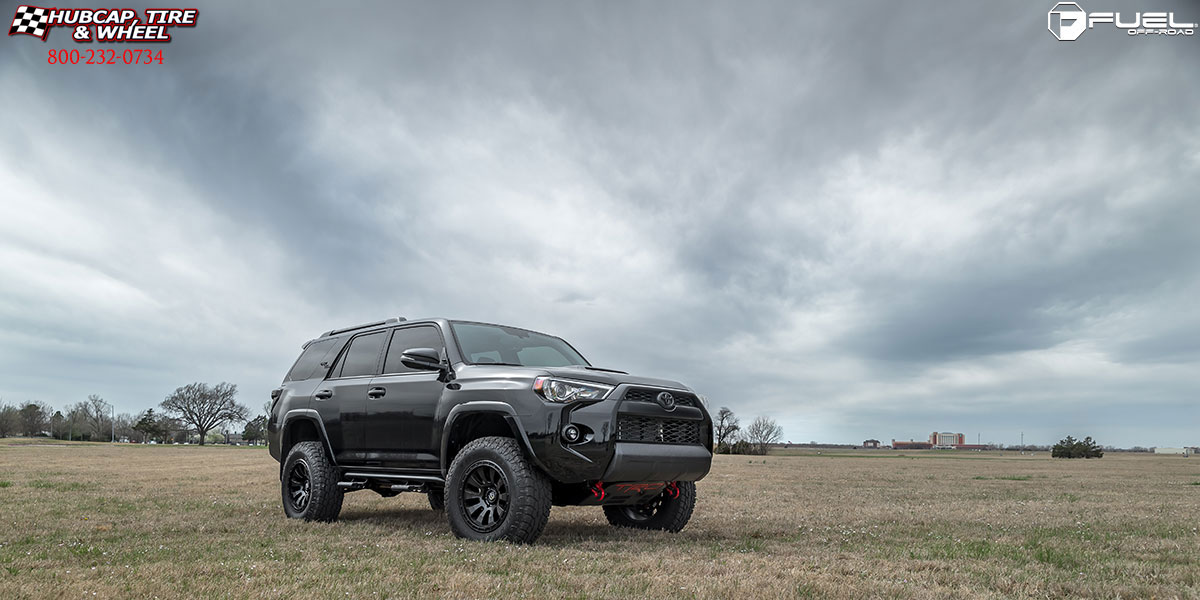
[267,317,713,543]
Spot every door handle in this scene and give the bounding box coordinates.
[367,387,386,399]
[314,389,333,400]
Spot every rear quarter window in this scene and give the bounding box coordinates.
[285,339,340,382]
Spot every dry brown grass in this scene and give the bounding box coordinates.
[1,439,1198,599]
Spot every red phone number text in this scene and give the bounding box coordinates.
[47,48,164,65]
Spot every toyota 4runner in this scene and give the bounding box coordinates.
[268,317,714,544]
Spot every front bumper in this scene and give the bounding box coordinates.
[601,442,713,482]
[521,383,714,484]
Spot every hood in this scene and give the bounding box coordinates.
[541,365,689,391]
[453,363,690,391]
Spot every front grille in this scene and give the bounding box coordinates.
[616,416,702,445]
[623,387,698,407]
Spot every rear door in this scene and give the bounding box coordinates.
[269,337,343,457]
[316,330,386,465]
[363,324,447,470]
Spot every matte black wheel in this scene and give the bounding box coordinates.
[445,436,551,543]
[286,459,312,512]
[461,461,510,531]
[281,441,343,522]
[603,481,696,532]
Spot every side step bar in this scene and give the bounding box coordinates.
[342,472,444,484]
[337,472,444,493]
[386,484,423,493]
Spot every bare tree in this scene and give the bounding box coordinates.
[744,416,783,455]
[160,382,249,445]
[114,412,138,443]
[81,394,112,441]
[65,404,87,441]
[714,407,740,451]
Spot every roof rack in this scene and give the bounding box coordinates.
[320,316,406,338]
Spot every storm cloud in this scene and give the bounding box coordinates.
[1,0,1197,447]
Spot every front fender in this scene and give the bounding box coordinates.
[440,401,546,475]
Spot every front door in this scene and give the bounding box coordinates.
[363,325,446,470]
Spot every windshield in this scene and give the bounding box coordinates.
[450,322,589,367]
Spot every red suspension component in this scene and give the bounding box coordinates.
[665,481,680,499]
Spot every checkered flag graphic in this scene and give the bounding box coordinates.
[9,5,50,41]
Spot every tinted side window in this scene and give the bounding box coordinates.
[337,332,386,378]
[286,339,337,382]
[383,326,445,374]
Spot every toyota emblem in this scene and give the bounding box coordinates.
[655,391,676,411]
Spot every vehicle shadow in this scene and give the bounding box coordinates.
[337,506,727,546]
[537,521,725,546]
[338,507,447,528]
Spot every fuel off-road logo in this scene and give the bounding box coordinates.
[9,6,198,42]
[1048,3,1195,40]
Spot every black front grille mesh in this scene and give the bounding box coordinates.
[617,416,702,445]
[623,388,698,407]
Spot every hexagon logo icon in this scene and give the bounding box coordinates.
[1048,2,1087,40]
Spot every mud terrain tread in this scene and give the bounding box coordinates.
[428,488,445,511]
[446,436,551,544]
[282,441,344,522]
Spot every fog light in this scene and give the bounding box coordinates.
[562,424,581,443]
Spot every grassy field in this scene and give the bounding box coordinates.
[1,440,1198,599]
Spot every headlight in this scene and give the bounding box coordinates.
[533,377,613,403]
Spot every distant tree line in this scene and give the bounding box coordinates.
[992,439,1163,453]
[713,406,782,455]
[0,381,264,445]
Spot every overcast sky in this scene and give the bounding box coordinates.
[1,1,1197,447]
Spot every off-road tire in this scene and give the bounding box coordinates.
[281,441,343,522]
[603,481,696,532]
[445,436,551,543]
[428,487,445,511]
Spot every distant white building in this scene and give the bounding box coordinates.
[1154,447,1191,456]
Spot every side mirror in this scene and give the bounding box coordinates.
[400,347,442,371]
